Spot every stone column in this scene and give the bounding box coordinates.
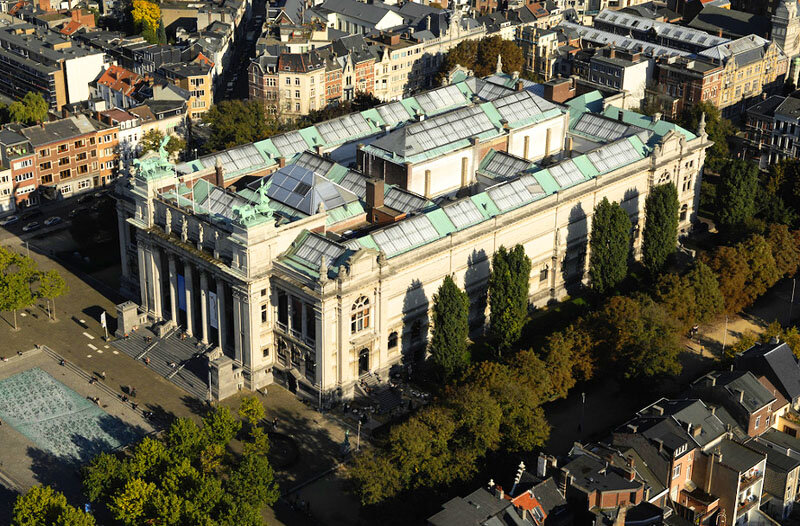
[151,248,163,319]
[117,210,130,278]
[217,279,226,351]
[168,255,178,323]
[137,245,149,311]
[232,291,243,363]
[184,261,194,336]
[200,271,209,344]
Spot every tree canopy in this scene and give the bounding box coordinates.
[430,275,470,380]
[139,130,186,160]
[589,198,630,294]
[679,102,734,172]
[131,0,165,44]
[12,485,95,526]
[488,245,531,356]
[202,100,281,152]
[298,92,382,127]
[642,183,679,275]
[439,36,523,79]
[8,92,48,125]
[715,159,759,232]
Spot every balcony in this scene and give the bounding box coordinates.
[740,470,763,490]
[737,497,758,517]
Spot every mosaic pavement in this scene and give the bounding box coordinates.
[0,368,142,461]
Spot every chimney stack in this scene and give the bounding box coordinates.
[278,156,286,168]
[537,453,548,478]
[515,79,524,91]
[214,156,224,187]
[366,178,384,212]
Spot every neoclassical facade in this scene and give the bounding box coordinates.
[117,79,711,400]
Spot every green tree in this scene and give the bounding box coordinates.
[8,92,48,125]
[642,183,679,275]
[238,396,266,428]
[37,269,67,320]
[299,92,383,126]
[716,159,759,232]
[589,198,631,294]
[12,485,95,526]
[686,260,724,323]
[680,102,734,171]
[652,272,695,330]
[439,36,524,80]
[203,100,281,151]
[156,17,167,45]
[0,247,39,329]
[139,130,186,160]
[202,406,241,445]
[430,275,470,380]
[110,478,156,525]
[349,450,404,506]
[766,223,800,277]
[488,245,531,356]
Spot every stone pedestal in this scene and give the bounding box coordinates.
[210,356,238,401]
[116,301,140,337]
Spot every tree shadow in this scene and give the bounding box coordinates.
[143,402,178,428]
[464,249,489,335]
[181,394,212,417]
[0,483,17,525]
[561,203,588,296]
[401,279,429,365]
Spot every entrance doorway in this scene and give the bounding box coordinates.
[358,348,369,376]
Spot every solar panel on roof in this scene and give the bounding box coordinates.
[549,160,585,187]
[294,234,346,269]
[481,151,530,179]
[372,214,439,257]
[272,132,308,157]
[443,199,484,229]
[587,140,641,173]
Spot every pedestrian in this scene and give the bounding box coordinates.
[144,357,150,366]
[272,417,278,431]
[59,359,65,366]
[100,371,106,380]
[130,387,136,398]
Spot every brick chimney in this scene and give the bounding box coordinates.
[366,178,384,212]
[214,157,224,187]
[277,156,286,168]
[625,458,635,481]
[515,79,524,92]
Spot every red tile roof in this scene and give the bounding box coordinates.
[96,66,144,97]
[60,20,84,36]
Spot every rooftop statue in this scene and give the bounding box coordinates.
[132,135,174,181]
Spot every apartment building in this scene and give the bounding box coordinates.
[98,108,141,172]
[316,0,405,34]
[0,164,12,215]
[0,114,118,204]
[0,15,105,111]
[0,128,36,207]
[277,52,326,119]
[93,65,147,110]
[159,54,215,119]
[743,93,800,168]
[649,56,723,117]
[562,46,650,110]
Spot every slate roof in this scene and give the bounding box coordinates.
[746,95,786,118]
[736,341,800,403]
[746,440,800,474]
[715,439,765,473]
[758,429,800,458]
[318,0,396,25]
[428,488,531,526]
[694,370,776,413]
[20,114,104,146]
[688,6,770,39]
[562,452,641,494]
[776,96,800,120]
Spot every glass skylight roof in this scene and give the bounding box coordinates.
[493,91,556,123]
[197,184,253,220]
[377,102,411,126]
[316,113,372,144]
[415,84,465,114]
[587,140,641,173]
[372,214,440,257]
[518,174,546,199]
[337,170,367,198]
[406,105,495,154]
[481,150,531,179]
[294,234,346,269]
[294,151,334,176]
[549,160,585,187]
[443,199,484,229]
[272,131,309,158]
[385,188,427,213]
[205,144,265,173]
[477,81,513,101]
[487,179,532,211]
[267,164,355,215]
[573,113,632,141]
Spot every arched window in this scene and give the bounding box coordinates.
[351,296,370,333]
[388,331,398,349]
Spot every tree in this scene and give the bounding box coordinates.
[715,159,759,232]
[156,18,167,45]
[110,478,156,525]
[298,92,383,126]
[139,130,186,160]
[202,406,241,445]
[430,275,470,380]
[202,100,281,151]
[12,485,95,526]
[652,272,695,331]
[766,223,800,278]
[686,261,724,324]
[439,36,524,80]
[37,269,67,320]
[642,183,679,275]
[238,396,265,428]
[589,198,631,294]
[8,92,48,125]
[349,450,403,506]
[0,247,39,329]
[488,245,531,356]
[679,102,735,172]
[132,0,161,44]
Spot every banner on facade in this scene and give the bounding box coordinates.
[209,290,218,329]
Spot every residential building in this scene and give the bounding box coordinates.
[743,92,800,168]
[648,56,722,118]
[277,51,326,119]
[116,76,711,401]
[564,46,650,110]
[0,15,106,111]
[745,440,800,521]
[690,370,778,437]
[427,488,536,526]
[771,0,800,85]
[736,340,800,409]
[93,65,147,110]
[706,440,766,526]
[158,54,214,119]
[0,128,36,207]
[316,0,405,34]
[98,108,141,172]
[0,163,14,215]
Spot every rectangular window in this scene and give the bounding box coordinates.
[60,169,70,179]
[58,144,68,153]
[39,161,51,171]
[277,291,288,327]
[78,180,91,190]
[59,157,69,166]
[755,415,761,429]
[306,303,315,342]
[14,172,34,183]
[13,159,32,169]
[672,464,681,479]
[78,165,88,174]
[61,184,72,194]
[76,152,87,161]
[74,140,84,148]
[291,296,302,333]
[40,173,53,184]
[39,149,49,157]
[261,303,267,324]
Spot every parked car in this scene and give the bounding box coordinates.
[20,209,42,220]
[22,221,40,232]
[0,215,19,226]
[68,207,85,218]
[44,216,62,226]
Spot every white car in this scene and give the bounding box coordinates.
[0,215,19,226]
